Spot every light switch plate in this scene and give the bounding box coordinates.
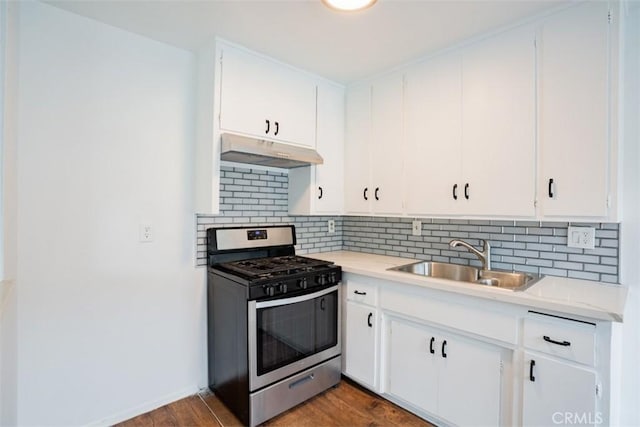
[412,220,422,236]
[567,226,595,249]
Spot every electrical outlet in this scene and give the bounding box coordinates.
[328,220,335,234]
[412,220,422,236]
[567,226,595,249]
[139,224,153,243]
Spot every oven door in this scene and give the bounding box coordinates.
[248,284,341,391]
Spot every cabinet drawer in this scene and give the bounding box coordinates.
[345,280,378,306]
[523,313,596,366]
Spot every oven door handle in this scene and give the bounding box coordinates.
[255,284,339,309]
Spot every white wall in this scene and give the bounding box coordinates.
[15,2,206,425]
[1,0,20,425]
[619,2,640,425]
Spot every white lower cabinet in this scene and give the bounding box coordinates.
[387,318,503,426]
[522,354,598,427]
[340,273,614,427]
[344,301,378,390]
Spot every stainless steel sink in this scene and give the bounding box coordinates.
[387,261,541,291]
[389,261,478,282]
[476,270,537,290]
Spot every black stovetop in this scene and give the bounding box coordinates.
[214,255,335,282]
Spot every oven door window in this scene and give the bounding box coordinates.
[256,290,338,376]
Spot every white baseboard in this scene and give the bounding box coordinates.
[87,385,201,427]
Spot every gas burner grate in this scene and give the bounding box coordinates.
[219,255,332,278]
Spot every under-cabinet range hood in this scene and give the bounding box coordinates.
[220,133,323,168]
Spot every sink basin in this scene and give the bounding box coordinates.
[389,261,478,282]
[476,270,537,290]
[387,261,541,291]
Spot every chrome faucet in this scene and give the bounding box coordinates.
[449,239,492,271]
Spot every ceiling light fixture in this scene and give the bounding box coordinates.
[322,0,377,12]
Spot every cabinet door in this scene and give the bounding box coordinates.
[539,2,610,217]
[370,73,404,215]
[344,301,377,390]
[462,28,536,217]
[523,354,598,427]
[315,82,345,214]
[387,320,438,416]
[438,335,503,426]
[219,46,316,147]
[344,84,372,214]
[404,53,463,216]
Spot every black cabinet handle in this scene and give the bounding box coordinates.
[543,335,571,347]
[265,119,270,134]
[429,337,435,354]
[441,340,447,358]
[453,184,458,200]
[464,183,469,200]
[548,178,554,198]
[529,360,536,382]
[318,186,323,200]
[353,290,367,296]
[363,187,368,201]
[367,312,373,327]
[274,121,279,136]
[320,297,326,311]
[375,187,380,201]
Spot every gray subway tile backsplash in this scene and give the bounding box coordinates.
[196,166,619,284]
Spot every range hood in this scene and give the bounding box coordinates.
[220,133,323,168]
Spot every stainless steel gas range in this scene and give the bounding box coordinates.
[206,225,341,426]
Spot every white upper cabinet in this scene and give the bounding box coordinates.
[289,81,345,215]
[219,44,317,148]
[403,27,535,218]
[461,27,536,217]
[344,84,372,214]
[538,2,613,218]
[370,73,405,215]
[404,53,463,216]
[314,81,345,214]
[344,74,404,215]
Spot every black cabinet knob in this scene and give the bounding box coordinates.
[363,187,368,201]
[318,186,323,199]
[464,183,469,200]
[265,119,270,134]
[274,121,279,136]
[453,184,458,200]
[548,178,554,198]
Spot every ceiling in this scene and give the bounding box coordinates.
[45,0,567,83]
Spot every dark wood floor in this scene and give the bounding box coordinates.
[117,379,435,427]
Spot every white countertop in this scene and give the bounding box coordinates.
[309,250,628,323]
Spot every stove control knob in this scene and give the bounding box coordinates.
[328,272,337,283]
[298,278,308,289]
[316,275,327,285]
[278,283,288,294]
[264,286,275,297]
